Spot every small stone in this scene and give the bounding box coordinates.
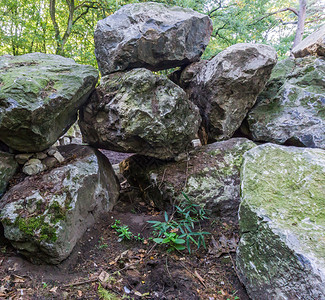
[71,137,82,144]
[191,139,202,148]
[22,159,45,176]
[15,153,33,165]
[47,147,57,156]
[34,152,47,160]
[53,151,65,163]
[42,157,58,169]
[59,137,71,146]
[175,153,187,162]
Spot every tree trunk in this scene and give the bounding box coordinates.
[292,0,307,49]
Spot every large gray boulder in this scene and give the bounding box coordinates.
[0,145,120,264]
[0,151,18,198]
[247,56,325,149]
[120,138,256,218]
[179,43,277,142]
[237,144,325,299]
[292,25,325,58]
[94,2,212,75]
[0,53,98,152]
[79,68,201,160]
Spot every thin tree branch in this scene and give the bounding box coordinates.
[249,7,298,26]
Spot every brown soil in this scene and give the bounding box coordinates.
[0,151,249,299]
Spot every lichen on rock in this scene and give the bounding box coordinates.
[79,68,201,160]
[0,145,120,264]
[247,56,325,149]
[0,53,98,152]
[120,138,256,219]
[237,143,325,299]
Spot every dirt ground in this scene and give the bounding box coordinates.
[0,151,249,300]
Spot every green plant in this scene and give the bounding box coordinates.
[111,220,145,242]
[148,193,210,253]
[97,284,119,300]
[111,220,133,240]
[133,233,145,242]
[152,231,186,252]
[98,237,108,249]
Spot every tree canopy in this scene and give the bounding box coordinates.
[0,0,324,67]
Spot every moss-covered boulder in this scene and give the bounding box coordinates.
[120,138,255,219]
[0,53,98,152]
[0,151,18,198]
[79,68,201,160]
[246,56,325,149]
[0,145,119,264]
[236,144,325,299]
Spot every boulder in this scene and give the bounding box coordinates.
[120,138,255,218]
[0,53,98,152]
[236,144,325,299]
[94,2,212,75]
[0,151,18,197]
[79,68,201,160]
[179,43,277,142]
[0,145,120,264]
[246,56,325,149]
[292,25,325,58]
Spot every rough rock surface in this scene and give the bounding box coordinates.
[79,68,201,160]
[120,138,255,218]
[179,43,277,142]
[0,151,18,197]
[292,25,325,58]
[236,144,325,299]
[247,56,325,149]
[22,158,45,176]
[0,145,120,264]
[0,53,98,152]
[94,2,212,75]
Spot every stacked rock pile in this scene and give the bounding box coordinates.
[0,3,324,298]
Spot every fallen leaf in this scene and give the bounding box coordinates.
[98,271,110,285]
[77,290,82,297]
[13,275,25,283]
[49,287,58,293]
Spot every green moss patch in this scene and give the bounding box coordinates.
[241,144,325,262]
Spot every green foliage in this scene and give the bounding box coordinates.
[98,237,109,249]
[204,0,325,60]
[111,219,133,240]
[111,219,145,242]
[148,193,210,253]
[97,284,120,300]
